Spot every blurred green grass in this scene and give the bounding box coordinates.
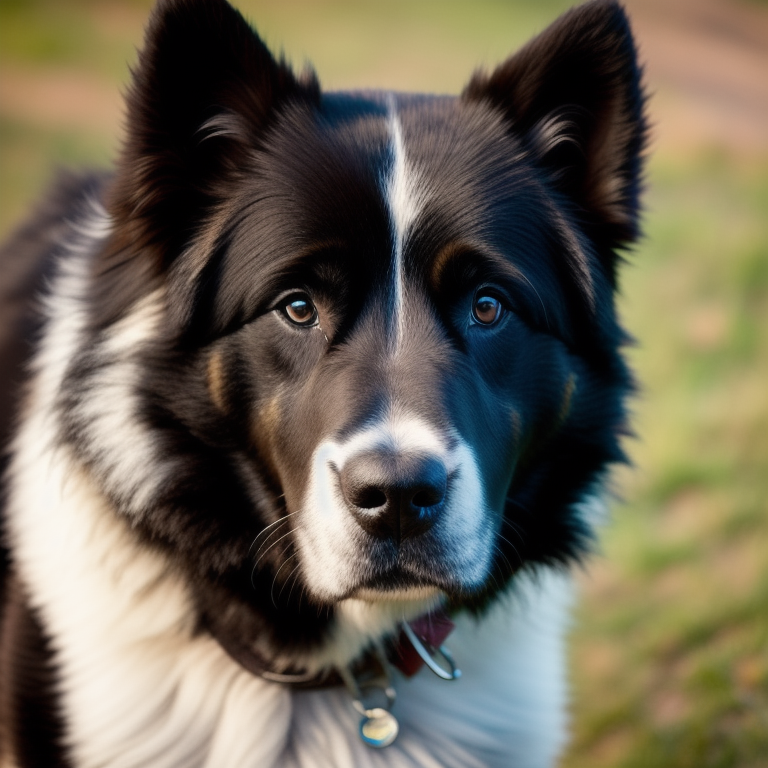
[567,151,768,768]
[1,1,766,766]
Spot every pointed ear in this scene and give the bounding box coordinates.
[108,0,319,263]
[463,0,647,250]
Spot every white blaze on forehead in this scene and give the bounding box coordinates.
[385,97,428,352]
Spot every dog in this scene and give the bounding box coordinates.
[0,0,646,765]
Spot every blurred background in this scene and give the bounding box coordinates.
[0,0,765,765]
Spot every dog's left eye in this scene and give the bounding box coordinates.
[280,294,318,327]
[472,293,505,326]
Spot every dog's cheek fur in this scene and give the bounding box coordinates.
[54,297,337,671]
[451,324,571,505]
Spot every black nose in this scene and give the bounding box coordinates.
[339,452,447,541]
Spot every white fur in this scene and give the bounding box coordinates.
[71,287,171,514]
[5,211,575,767]
[385,101,429,353]
[29,203,172,518]
[298,405,494,603]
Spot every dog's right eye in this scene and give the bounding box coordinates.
[280,294,318,327]
[472,292,505,326]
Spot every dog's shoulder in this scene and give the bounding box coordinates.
[0,172,109,452]
[0,171,110,768]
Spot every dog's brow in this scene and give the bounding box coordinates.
[294,239,348,264]
[265,240,349,284]
[429,242,464,290]
[429,241,527,289]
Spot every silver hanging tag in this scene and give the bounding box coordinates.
[359,707,399,748]
[340,647,400,749]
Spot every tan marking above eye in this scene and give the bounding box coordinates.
[207,349,227,412]
[429,242,464,291]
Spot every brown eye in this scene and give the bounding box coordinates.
[282,295,318,326]
[472,294,503,325]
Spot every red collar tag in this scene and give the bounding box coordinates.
[391,609,455,677]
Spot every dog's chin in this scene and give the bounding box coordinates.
[351,585,442,603]
[333,559,486,605]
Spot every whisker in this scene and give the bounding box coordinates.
[486,567,503,594]
[505,498,530,513]
[492,542,515,575]
[503,519,527,543]
[280,563,303,603]
[286,566,304,606]
[271,553,298,609]
[495,532,524,567]
[250,528,298,591]
[248,510,299,556]
[518,272,550,330]
[253,528,296,569]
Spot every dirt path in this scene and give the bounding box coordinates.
[624,0,767,157]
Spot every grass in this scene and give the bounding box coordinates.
[1,2,766,766]
[564,153,768,768]
[0,116,114,236]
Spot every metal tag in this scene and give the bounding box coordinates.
[359,707,399,748]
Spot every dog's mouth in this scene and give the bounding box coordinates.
[293,521,496,604]
[293,520,496,605]
[349,560,450,601]
[351,584,442,602]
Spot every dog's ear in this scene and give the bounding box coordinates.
[463,0,646,261]
[108,0,319,263]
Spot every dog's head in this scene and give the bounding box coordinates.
[66,0,645,671]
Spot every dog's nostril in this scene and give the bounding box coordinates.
[354,487,388,509]
[410,458,447,509]
[412,487,443,509]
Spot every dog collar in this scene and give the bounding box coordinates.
[340,608,461,748]
[241,608,461,747]
[249,607,459,684]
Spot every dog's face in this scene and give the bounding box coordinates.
[65,0,644,670]
[196,96,594,603]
